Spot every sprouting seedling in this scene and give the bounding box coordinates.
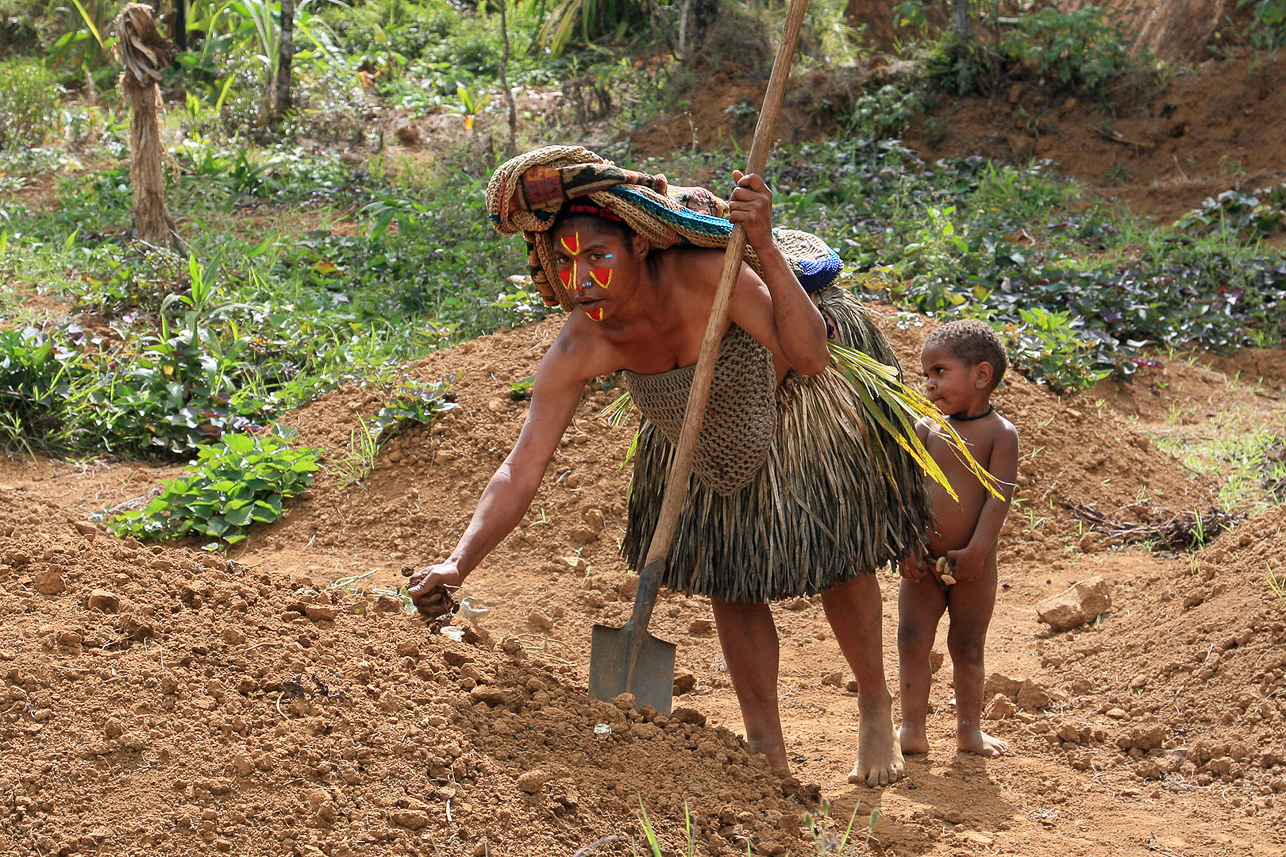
[1267,563,1284,601]
[805,800,862,856]
[510,375,535,401]
[866,807,881,847]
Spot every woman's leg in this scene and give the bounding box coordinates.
[710,598,788,769]
[821,574,904,786]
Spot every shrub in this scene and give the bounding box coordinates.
[0,59,59,149]
[0,326,73,453]
[1239,0,1286,49]
[1001,6,1134,97]
[108,428,320,546]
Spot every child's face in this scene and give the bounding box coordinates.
[920,343,992,416]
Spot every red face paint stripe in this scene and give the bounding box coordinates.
[558,269,572,288]
[590,269,612,289]
[560,233,580,255]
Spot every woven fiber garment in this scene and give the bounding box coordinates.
[485,145,842,309]
[622,325,776,497]
[620,287,931,603]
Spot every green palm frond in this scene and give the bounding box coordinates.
[602,390,632,426]
[829,340,1004,502]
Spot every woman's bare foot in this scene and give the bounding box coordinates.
[898,724,930,755]
[847,697,905,786]
[957,727,1008,757]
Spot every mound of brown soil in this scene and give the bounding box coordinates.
[904,47,1286,225]
[1032,508,1286,811]
[0,490,823,856]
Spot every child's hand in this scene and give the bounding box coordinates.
[944,545,986,585]
[898,551,931,581]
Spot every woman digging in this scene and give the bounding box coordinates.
[411,146,930,785]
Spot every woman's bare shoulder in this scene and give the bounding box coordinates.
[658,244,724,283]
[542,316,622,381]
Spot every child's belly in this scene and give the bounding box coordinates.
[926,480,986,556]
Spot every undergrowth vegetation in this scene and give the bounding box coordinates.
[2,0,1284,532]
[107,427,320,546]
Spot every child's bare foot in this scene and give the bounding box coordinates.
[848,699,904,786]
[957,727,1008,758]
[898,724,930,755]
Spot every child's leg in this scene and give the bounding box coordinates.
[819,575,903,786]
[945,556,1008,757]
[710,598,788,769]
[897,574,947,754]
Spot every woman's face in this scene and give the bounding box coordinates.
[550,218,637,322]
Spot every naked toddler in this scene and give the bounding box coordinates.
[897,319,1018,758]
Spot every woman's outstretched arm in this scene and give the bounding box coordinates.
[409,339,587,608]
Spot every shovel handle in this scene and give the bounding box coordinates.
[622,556,666,634]
[641,0,811,572]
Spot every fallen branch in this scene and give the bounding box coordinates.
[1068,501,1241,552]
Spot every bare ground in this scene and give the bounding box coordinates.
[2,308,1284,856]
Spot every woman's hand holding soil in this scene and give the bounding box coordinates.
[410,562,466,618]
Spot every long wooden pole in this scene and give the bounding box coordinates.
[639,0,811,573]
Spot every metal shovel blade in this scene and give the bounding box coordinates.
[588,622,676,714]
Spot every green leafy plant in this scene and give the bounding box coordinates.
[1174,185,1286,238]
[0,59,60,150]
[1002,6,1135,98]
[888,205,972,313]
[1239,0,1286,48]
[0,326,74,454]
[1003,307,1111,394]
[509,374,535,401]
[109,427,319,546]
[842,83,925,140]
[367,378,458,441]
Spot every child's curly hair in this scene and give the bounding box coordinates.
[923,320,1008,388]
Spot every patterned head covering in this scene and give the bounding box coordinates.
[485,145,842,310]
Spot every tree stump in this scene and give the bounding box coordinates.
[113,3,181,249]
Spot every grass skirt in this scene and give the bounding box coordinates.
[621,287,931,602]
